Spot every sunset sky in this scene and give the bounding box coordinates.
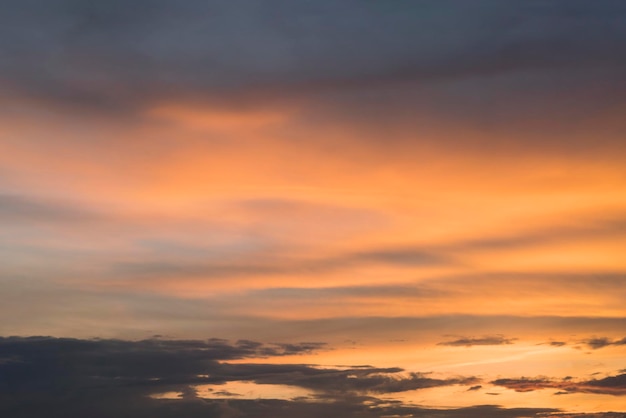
[1,1,626,417]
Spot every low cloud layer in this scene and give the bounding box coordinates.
[492,373,626,396]
[0,337,474,397]
[0,336,560,418]
[2,336,625,417]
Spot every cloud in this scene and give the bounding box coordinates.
[0,337,477,397]
[438,335,517,347]
[1,0,625,121]
[254,368,479,395]
[1,336,563,418]
[491,372,626,396]
[580,337,626,350]
[219,402,561,418]
[0,336,328,396]
[109,244,451,285]
[3,336,625,417]
[445,216,626,254]
[0,194,102,224]
[491,377,557,393]
[540,415,625,418]
[108,210,626,290]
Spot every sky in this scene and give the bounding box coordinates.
[1,1,626,417]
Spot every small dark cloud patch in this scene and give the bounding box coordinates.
[549,341,567,347]
[581,337,626,350]
[541,414,626,418]
[491,372,626,396]
[438,335,517,347]
[491,377,554,393]
[268,342,327,356]
[467,385,482,391]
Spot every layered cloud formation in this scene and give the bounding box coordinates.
[1,1,626,416]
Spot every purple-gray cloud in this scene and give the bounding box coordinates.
[492,373,626,396]
[581,337,626,350]
[1,0,626,127]
[0,336,531,418]
[438,335,517,347]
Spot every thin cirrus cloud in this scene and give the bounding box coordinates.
[437,335,517,347]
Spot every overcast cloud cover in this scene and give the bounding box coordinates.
[2,0,626,127]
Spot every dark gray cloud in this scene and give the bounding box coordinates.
[580,337,626,350]
[438,335,517,347]
[541,415,625,418]
[0,336,476,397]
[491,372,626,396]
[1,336,625,416]
[0,336,327,399]
[1,0,625,120]
[0,395,562,418]
[255,367,478,394]
[0,336,562,418]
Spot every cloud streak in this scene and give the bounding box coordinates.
[438,335,517,347]
[492,373,626,396]
[580,337,626,350]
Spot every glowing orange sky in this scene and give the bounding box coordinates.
[1,2,626,416]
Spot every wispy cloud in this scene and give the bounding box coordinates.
[438,335,517,347]
[492,372,626,396]
[580,336,626,350]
